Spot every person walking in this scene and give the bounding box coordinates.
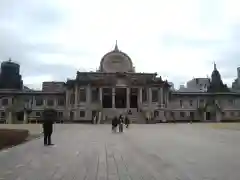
[42,108,57,146]
[112,116,118,133]
[125,115,130,129]
[118,115,124,133]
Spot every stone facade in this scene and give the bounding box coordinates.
[1,44,240,124]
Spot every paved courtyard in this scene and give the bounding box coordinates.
[0,124,240,180]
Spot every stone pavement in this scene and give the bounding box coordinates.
[0,124,240,180]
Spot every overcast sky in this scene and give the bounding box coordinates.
[0,0,240,90]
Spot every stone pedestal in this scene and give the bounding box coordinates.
[159,110,166,122]
[216,112,222,122]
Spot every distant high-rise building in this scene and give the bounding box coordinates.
[0,59,23,90]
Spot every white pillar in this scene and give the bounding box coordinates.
[165,90,168,106]
[99,87,103,103]
[7,111,12,124]
[148,88,152,105]
[139,88,142,104]
[160,88,163,105]
[87,85,91,104]
[23,111,28,124]
[66,90,70,106]
[112,88,115,108]
[127,87,130,109]
[74,85,78,120]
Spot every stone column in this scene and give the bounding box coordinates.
[165,90,168,106]
[7,111,12,124]
[99,87,103,105]
[148,88,152,105]
[112,88,115,108]
[138,88,142,110]
[127,87,130,109]
[66,90,70,106]
[74,84,78,120]
[87,85,91,104]
[23,111,28,124]
[160,88,163,105]
[139,88,142,104]
[74,85,78,107]
[148,88,152,120]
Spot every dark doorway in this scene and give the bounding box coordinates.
[70,111,74,121]
[16,111,24,121]
[130,88,138,108]
[102,88,112,108]
[190,112,194,120]
[115,88,126,108]
[207,111,216,121]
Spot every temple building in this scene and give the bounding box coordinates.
[0,43,240,124]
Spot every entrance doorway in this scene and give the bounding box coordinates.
[206,111,216,121]
[130,88,138,108]
[115,88,126,108]
[102,88,112,108]
[16,111,24,121]
[190,112,194,120]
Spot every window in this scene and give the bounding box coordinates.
[200,99,204,103]
[151,89,158,102]
[142,88,147,102]
[35,97,43,106]
[230,112,235,116]
[180,100,183,107]
[91,88,99,102]
[79,89,86,102]
[36,112,41,117]
[80,111,85,117]
[1,112,5,117]
[180,112,185,117]
[58,112,63,118]
[47,99,54,106]
[2,98,8,106]
[189,100,193,106]
[58,98,65,106]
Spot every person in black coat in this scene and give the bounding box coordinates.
[125,116,130,128]
[42,108,57,146]
[112,116,118,133]
[118,115,124,133]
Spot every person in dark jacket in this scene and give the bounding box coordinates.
[112,116,118,133]
[125,116,130,128]
[118,115,124,133]
[42,108,57,146]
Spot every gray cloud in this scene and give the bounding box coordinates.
[0,0,84,88]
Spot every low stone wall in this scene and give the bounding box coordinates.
[0,129,29,150]
[0,124,43,135]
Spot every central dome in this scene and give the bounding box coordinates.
[100,42,134,73]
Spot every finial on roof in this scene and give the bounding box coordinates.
[214,61,217,70]
[114,40,119,51]
[9,57,12,62]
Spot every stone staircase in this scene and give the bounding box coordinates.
[128,109,146,124]
[101,108,146,124]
